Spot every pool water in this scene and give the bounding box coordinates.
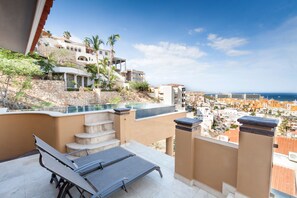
[65,103,171,114]
[38,103,176,119]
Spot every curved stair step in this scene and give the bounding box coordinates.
[84,120,114,133]
[75,130,116,145]
[66,139,120,157]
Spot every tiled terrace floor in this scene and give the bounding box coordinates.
[0,141,217,198]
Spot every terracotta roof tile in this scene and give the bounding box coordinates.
[271,165,296,196]
[275,137,297,155]
[30,0,54,52]
[223,128,239,143]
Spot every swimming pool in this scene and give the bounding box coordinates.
[39,103,176,118]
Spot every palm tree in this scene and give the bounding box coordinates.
[107,34,120,86]
[83,37,90,48]
[86,35,104,88]
[46,30,52,38]
[63,31,71,40]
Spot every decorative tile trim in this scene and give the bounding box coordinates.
[113,108,130,115]
[240,126,275,137]
[238,116,278,128]
[176,125,199,132]
[174,117,202,127]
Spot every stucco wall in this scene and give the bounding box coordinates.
[194,137,238,192]
[115,110,186,145]
[0,113,84,161]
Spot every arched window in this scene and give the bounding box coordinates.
[66,46,69,50]
[75,48,77,52]
[70,47,73,51]
[78,48,81,52]
[78,56,88,61]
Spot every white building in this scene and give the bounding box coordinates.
[155,84,186,110]
[37,32,128,89]
[196,107,214,132]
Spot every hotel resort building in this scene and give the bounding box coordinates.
[154,84,186,110]
[37,31,144,89]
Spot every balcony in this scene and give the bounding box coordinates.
[0,107,284,198]
[0,141,216,197]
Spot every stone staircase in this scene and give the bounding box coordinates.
[66,112,120,156]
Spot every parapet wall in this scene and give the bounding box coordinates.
[174,116,278,198]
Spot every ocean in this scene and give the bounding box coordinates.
[206,93,297,102]
[257,93,297,102]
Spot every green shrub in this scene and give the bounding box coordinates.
[67,88,79,91]
[109,96,121,104]
[129,81,149,92]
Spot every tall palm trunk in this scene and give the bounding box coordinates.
[108,47,113,87]
[96,52,100,88]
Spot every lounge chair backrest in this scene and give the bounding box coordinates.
[33,135,76,170]
[39,149,96,195]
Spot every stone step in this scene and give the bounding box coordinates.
[66,139,120,157]
[85,112,114,125]
[75,130,116,145]
[84,120,114,133]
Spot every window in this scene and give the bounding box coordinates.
[78,48,81,52]
[75,48,77,52]
[99,51,102,54]
[105,52,108,56]
[66,46,69,50]
[70,47,73,51]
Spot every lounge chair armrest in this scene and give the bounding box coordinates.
[91,177,129,198]
[75,159,105,175]
[65,149,89,157]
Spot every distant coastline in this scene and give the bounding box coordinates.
[256,93,297,102]
[205,92,297,102]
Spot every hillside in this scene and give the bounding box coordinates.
[2,79,156,110]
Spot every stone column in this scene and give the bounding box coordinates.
[82,77,84,88]
[113,108,130,144]
[74,75,77,88]
[64,73,67,90]
[174,118,201,185]
[166,136,173,156]
[236,116,278,198]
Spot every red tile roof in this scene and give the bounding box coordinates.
[223,128,239,143]
[271,165,296,196]
[30,0,54,52]
[275,137,297,155]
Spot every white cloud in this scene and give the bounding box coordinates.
[188,27,205,35]
[207,34,250,56]
[129,42,209,85]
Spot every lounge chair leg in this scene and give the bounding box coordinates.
[59,183,73,198]
[156,167,163,178]
[56,178,65,189]
[121,181,128,192]
[50,173,58,184]
[57,182,68,198]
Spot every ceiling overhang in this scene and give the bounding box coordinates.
[0,0,53,54]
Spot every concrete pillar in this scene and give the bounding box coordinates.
[174,118,201,185]
[74,75,77,88]
[236,116,278,198]
[113,108,131,144]
[82,77,84,88]
[166,136,173,156]
[64,73,67,89]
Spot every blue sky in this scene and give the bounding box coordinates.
[45,0,297,92]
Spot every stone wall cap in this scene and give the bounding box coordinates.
[174,117,202,126]
[114,108,131,112]
[237,116,279,128]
